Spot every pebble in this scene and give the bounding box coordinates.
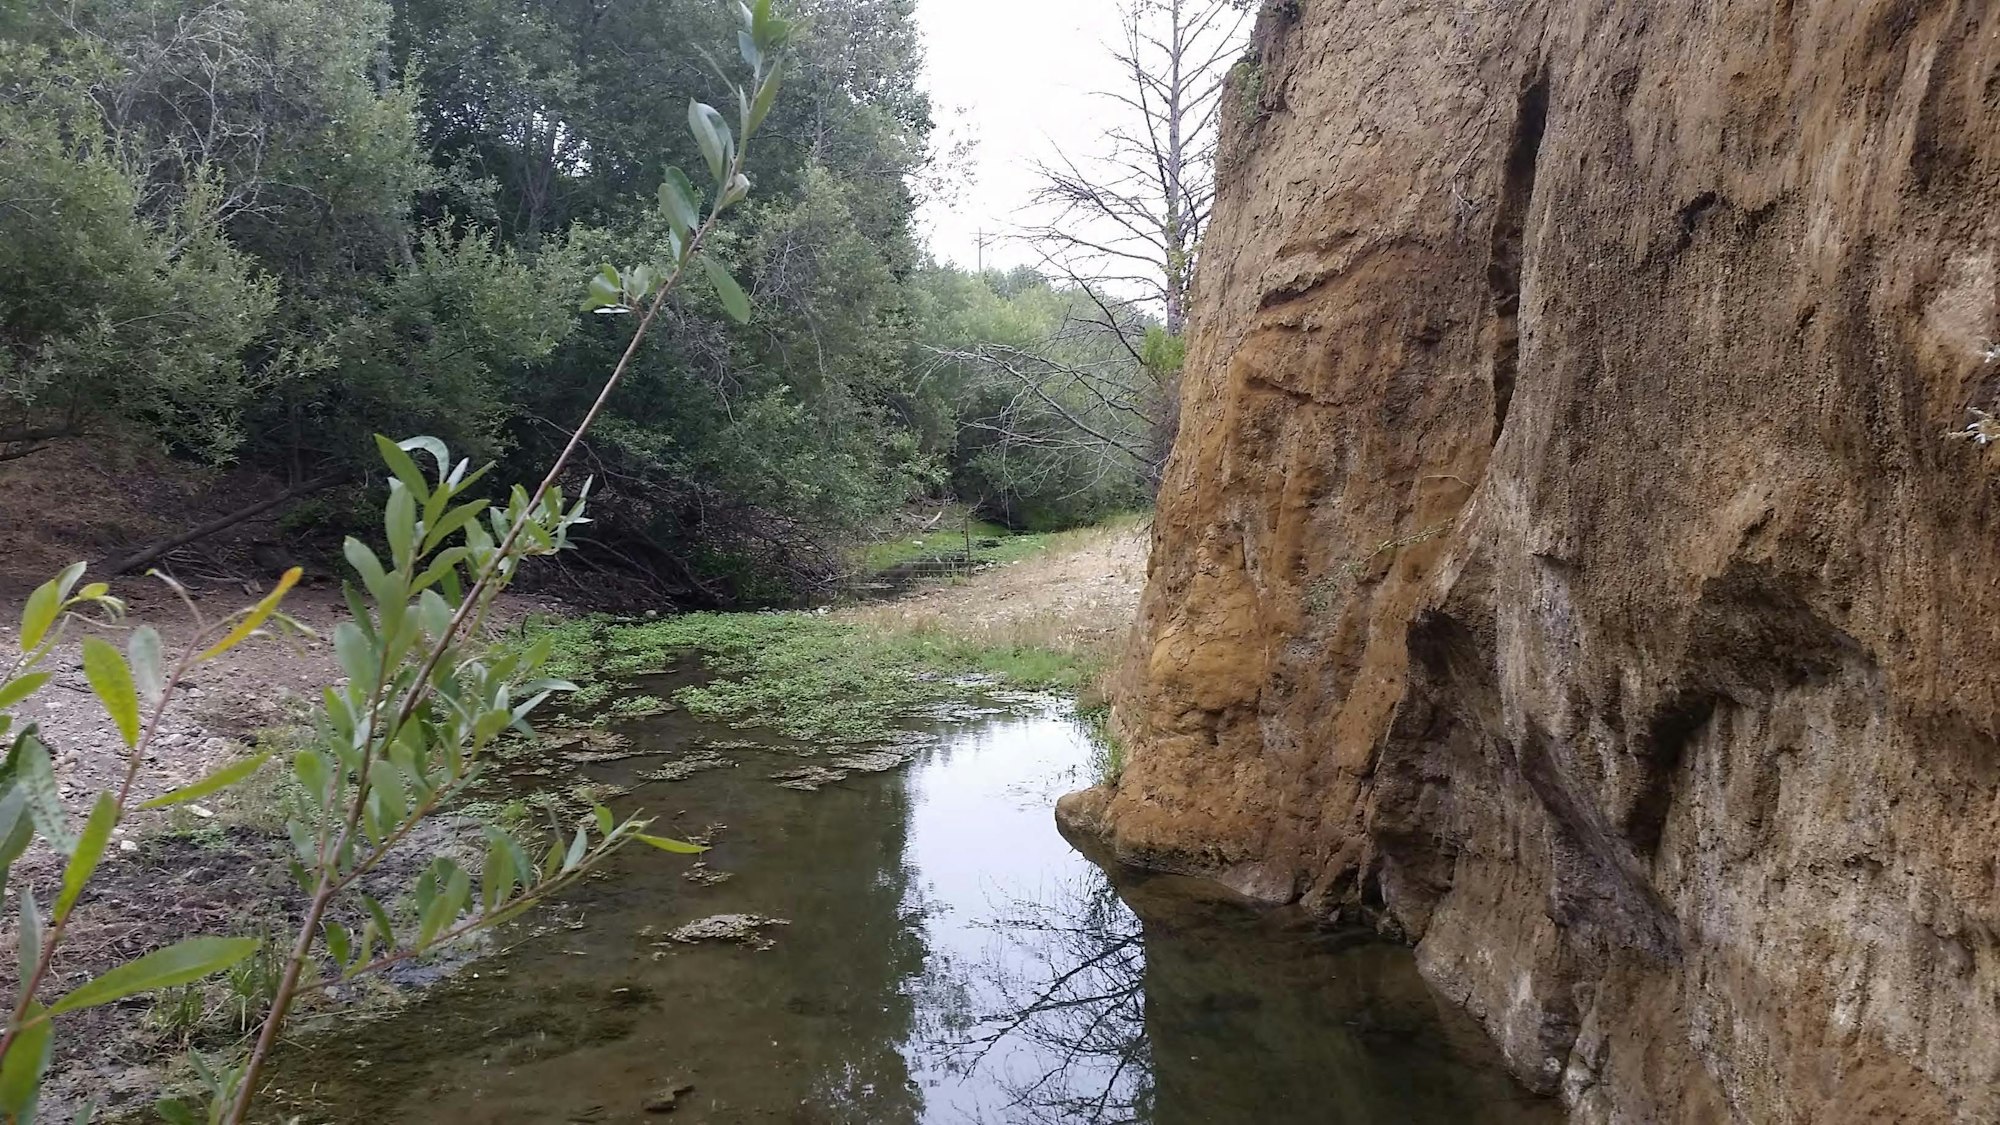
[644,1081,695,1113]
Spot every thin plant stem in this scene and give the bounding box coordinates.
[223,158,745,1125]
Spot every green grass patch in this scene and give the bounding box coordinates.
[858,517,1016,572]
[856,510,1150,579]
[529,611,1102,744]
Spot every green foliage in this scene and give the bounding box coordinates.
[4,0,1170,602]
[0,42,273,459]
[909,268,1162,529]
[1081,703,1127,786]
[0,9,791,1119]
[529,610,1098,744]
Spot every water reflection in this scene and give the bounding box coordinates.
[267,704,1553,1125]
[954,874,1151,1123]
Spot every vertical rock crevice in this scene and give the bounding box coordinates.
[1086,1,2000,1119]
[1486,74,1548,447]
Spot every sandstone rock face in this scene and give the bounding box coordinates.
[1071,2,2000,1121]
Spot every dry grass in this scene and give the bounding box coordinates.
[835,518,1151,700]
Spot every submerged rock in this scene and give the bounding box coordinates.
[639,752,732,782]
[680,862,732,886]
[543,729,642,764]
[769,765,846,791]
[661,914,789,951]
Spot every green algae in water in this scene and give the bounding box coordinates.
[523,611,1100,742]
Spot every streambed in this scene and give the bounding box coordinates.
[268,693,1556,1124]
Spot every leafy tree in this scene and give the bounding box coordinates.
[0,7,789,1120]
[912,267,1156,529]
[0,43,272,461]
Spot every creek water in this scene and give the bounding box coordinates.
[272,694,1557,1124]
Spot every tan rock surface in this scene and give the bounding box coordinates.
[1071,2,2000,1121]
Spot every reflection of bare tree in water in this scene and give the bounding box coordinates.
[956,871,1154,1124]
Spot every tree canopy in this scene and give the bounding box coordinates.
[0,0,1160,602]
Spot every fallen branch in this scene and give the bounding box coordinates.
[103,470,349,575]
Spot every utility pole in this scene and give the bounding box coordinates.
[975,228,988,275]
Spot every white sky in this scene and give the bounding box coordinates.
[913,0,1131,271]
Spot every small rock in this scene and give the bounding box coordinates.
[681,862,733,886]
[642,1081,694,1113]
[188,805,215,819]
[662,914,789,950]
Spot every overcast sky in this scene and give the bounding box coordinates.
[912,0,1131,272]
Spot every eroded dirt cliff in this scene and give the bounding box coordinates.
[1062,1,2000,1120]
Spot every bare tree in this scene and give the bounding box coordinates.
[1026,0,1251,335]
[946,0,1249,506]
[954,872,1154,1124]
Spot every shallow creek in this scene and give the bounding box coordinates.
[271,694,1557,1124]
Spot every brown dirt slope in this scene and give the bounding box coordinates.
[1065,2,2000,1122]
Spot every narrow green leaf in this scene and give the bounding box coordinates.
[324,920,352,969]
[373,766,408,835]
[417,863,459,945]
[0,785,32,899]
[55,792,116,922]
[700,254,752,323]
[20,562,85,650]
[373,435,432,506]
[201,568,303,660]
[341,581,374,641]
[292,749,332,808]
[139,754,270,810]
[421,500,489,554]
[332,622,375,690]
[19,887,42,980]
[362,894,395,953]
[412,546,470,596]
[635,833,708,855]
[0,1003,52,1117]
[416,589,452,642]
[0,672,52,713]
[480,831,516,913]
[49,937,260,1015]
[398,436,452,479]
[688,100,730,182]
[388,726,432,797]
[81,637,140,748]
[445,863,470,919]
[18,735,73,856]
[385,483,418,571]
[657,168,702,234]
[582,265,623,312]
[747,61,782,135]
[127,627,164,705]
[342,538,388,598]
[592,805,613,836]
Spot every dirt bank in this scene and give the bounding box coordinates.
[1069,2,2000,1122]
[1,575,561,1117]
